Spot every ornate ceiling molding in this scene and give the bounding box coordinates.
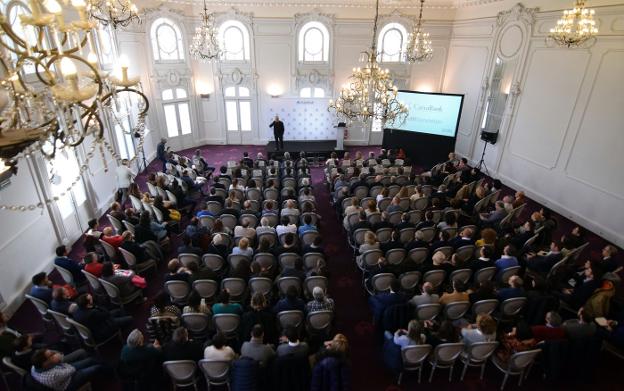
[496,3,538,27]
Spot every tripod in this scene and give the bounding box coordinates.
[476,140,490,177]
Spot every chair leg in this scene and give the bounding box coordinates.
[397,372,403,385]
[449,364,454,382]
[429,363,436,383]
[518,369,524,387]
[460,361,468,381]
[501,372,509,391]
[480,363,486,380]
[418,366,423,384]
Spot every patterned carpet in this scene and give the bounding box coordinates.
[4,143,621,391]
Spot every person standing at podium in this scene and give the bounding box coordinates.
[269,115,285,151]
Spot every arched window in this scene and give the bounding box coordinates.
[150,18,184,62]
[378,22,408,63]
[298,21,330,62]
[162,88,192,137]
[299,87,325,98]
[224,86,252,131]
[219,20,250,61]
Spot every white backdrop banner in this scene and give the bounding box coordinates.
[265,98,337,141]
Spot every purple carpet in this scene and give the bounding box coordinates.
[4,144,621,391]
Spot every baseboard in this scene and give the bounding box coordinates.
[344,140,369,146]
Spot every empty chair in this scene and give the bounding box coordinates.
[179,253,201,268]
[398,271,421,292]
[491,349,541,390]
[428,343,465,382]
[499,297,527,318]
[307,310,333,334]
[99,278,143,308]
[212,314,240,339]
[371,273,395,293]
[192,279,219,303]
[277,310,304,330]
[398,344,432,385]
[198,360,230,390]
[277,277,302,297]
[472,299,499,316]
[459,341,499,380]
[99,239,117,260]
[443,301,471,320]
[385,248,406,266]
[352,229,372,247]
[221,278,246,302]
[129,195,143,212]
[474,267,497,284]
[163,360,199,391]
[165,280,191,305]
[449,269,472,286]
[123,221,136,235]
[422,270,447,289]
[408,248,428,265]
[367,212,382,225]
[54,264,77,286]
[416,304,441,321]
[202,254,225,272]
[303,252,325,270]
[119,248,157,275]
[249,277,273,297]
[81,270,107,301]
[181,314,211,340]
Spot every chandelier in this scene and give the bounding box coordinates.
[405,0,433,63]
[87,0,141,29]
[189,0,223,62]
[328,0,408,126]
[548,0,598,48]
[0,0,149,211]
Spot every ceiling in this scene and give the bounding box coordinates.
[161,0,504,9]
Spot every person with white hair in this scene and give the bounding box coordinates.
[280,199,300,218]
[306,287,334,313]
[256,217,276,236]
[119,329,162,376]
[206,233,228,259]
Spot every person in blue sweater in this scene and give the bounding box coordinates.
[497,275,526,302]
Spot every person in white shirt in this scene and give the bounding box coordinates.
[234,222,256,240]
[410,282,440,307]
[204,333,236,362]
[276,216,297,237]
[115,159,135,207]
[256,217,276,237]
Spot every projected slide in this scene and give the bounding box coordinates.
[395,91,464,137]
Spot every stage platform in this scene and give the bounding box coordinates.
[267,140,344,161]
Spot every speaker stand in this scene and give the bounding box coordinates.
[476,140,490,177]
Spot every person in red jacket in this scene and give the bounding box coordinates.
[101,227,124,248]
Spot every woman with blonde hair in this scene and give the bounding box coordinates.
[232,237,253,258]
[391,320,426,348]
[397,186,409,199]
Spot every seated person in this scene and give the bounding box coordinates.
[276,216,297,237]
[497,275,526,302]
[54,245,85,284]
[469,280,497,304]
[234,221,256,241]
[101,262,141,297]
[205,189,225,206]
[349,211,371,240]
[177,235,203,258]
[164,258,191,284]
[526,241,563,274]
[101,226,124,248]
[50,287,77,315]
[298,214,317,236]
[410,282,440,307]
[306,287,334,314]
[212,290,243,315]
[277,326,309,358]
[83,252,104,278]
[388,320,426,348]
[405,230,429,252]
[220,199,241,219]
[240,324,276,368]
[72,293,133,342]
[273,233,300,257]
[206,233,229,260]
[119,329,163,385]
[30,348,105,391]
[162,327,203,362]
[204,332,236,362]
[120,231,152,264]
[261,200,278,217]
[368,280,405,324]
[563,308,597,339]
[495,245,519,274]
[461,314,497,346]
[273,286,306,313]
[150,290,181,318]
[280,200,300,219]
[439,280,469,306]
[531,311,565,342]
[29,272,53,304]
[256,217,276,237]
[469,246,495,271]
[232,237,254,258]
[449,227,475,249]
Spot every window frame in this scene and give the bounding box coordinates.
[298,21,330,63]
[377,22,408,63]
[161,87,192,137]
[219,20,251,62]
[224,86,252,132]
[150,17,185,63]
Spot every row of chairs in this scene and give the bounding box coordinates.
[178,251,326,273]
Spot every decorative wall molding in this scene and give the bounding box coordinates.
[496,3,537,28]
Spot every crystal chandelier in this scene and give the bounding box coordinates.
[0,0,149,211]
[405,0,433,63]
[548,0,598,48]
[189,0,223,62]
[87,0,141,29]
[328,0,408,126]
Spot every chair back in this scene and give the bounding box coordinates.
[221,278,246,300]
[99,239,117,259]
[442,227,458,239]
[253,252,275,270]
[376,227,393,243]
[47,310,73,334]
[199,215,215,230]
[227,254,250,270]
[402,345,432,368]
[385,248,406,265]
[433,343,464,364]
[472,299,499,316]
[449,269,472,285]
[423,270,446,288]
[443,301,471,320]
[202,254,225,272]
[98,278,121,299]
[354,186,369,199]
[399,271,421,291]
[118,248,138,267]
[25,294,49,316]
[130,195,143,211]
[474,267,496,284]
[277,277,302,296]
[246,188,262,201]
[249,277,273,296]
[165,280,190,303]
[419,227,436,243]
[54,265,74,285]
[455,245,476,263]
[408,248,428,264]
[220,214,237,230]
[240,214,258,228]
[198,360,230,385]
[152,207,165,223]
[361,249,383,268]
[416,303,441,321]
[179,253,201,268]
[212,314,240,336]
[107,214,124,234]
[499,266,521,283]
[303,253,325,270]
[193,279,218,301]
[353,229,372,246]
[181,314,210,336]
[301,230,319,246]
[367,212,382,225]
[371,273,395,293]
[206,202,222,215]
[433,246,453,259]
[412,197,429,211]
[304,276,328,297]
[123,221,136,235]
[508,349,541,371]
[163,360,197,387]
[377,198,391,212]
[257,231,277,247]
[66,318,95,347]
[466,341,499,363]
[277,310,304,329]
[307,311,333,332]
[501,297,527,317]
[82,270,102,292]
[2,356,26,377]
[165,190,178,206]
[407,210,422,225]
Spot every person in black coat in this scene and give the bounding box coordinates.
[241,293,278,345]
[526,241,563,274]
[120,231,150,264]
[72,293,132,342]
[177,235,203,258]
[162,327,203,362]
[269,115,285,150]
[205,234,229,260]
[395,213,414,231]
